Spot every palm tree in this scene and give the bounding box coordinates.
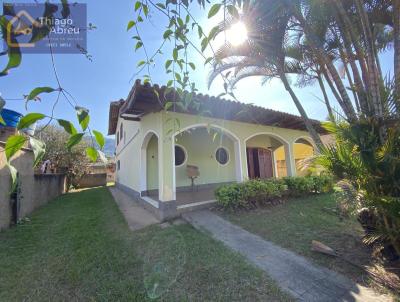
[209,1,324,148]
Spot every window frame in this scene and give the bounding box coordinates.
[215,146,230,166]
[174,144,187,167]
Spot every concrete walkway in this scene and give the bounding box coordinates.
[109,187,160,231]
[182,210,392,302]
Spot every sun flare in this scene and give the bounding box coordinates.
[226,21,248,46]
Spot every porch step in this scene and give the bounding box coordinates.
[177,199,217,213]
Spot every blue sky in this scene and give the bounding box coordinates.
[0,0,394,137]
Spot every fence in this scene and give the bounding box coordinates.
[0,142,66,231]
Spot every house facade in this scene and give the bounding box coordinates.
[108,80,324,219]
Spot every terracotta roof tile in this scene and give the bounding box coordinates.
[108,79,326,135]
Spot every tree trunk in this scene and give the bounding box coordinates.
[333,0,372,115]
[280,73,323,151]
[286,3,357,121]
[317,74,334,119]
[354,0,383,118]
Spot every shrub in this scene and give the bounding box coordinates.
[241,180,283,206]
[214,183,244,209]
[215,175,334,209]
[310,174,334,193]
[282,176,314,196]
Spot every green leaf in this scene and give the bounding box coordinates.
[164,101,174,110]
[57,119,77,135]
[0,96,5,125]
[86,147,98,162]
[127,20,136,31]
[6,163,18,193]
[0,114,5,126]
[208,4,221,18]
[76,107,90,131]
[29,137,45,167]
[17,113,46,130]
[5,135,26,161]
[227,5,239,19]
[208,25,220,40]
[143,4,149,16]
[137,60,146,67]
[156,3,166,9]
[165,60,173,70]
[67,133,84,150]
[189,62,196,70]
[134,1,141,11]
[201,37,209,52]
[163,29,173,39]
[204,57,213,65]
[27,87,56,100]
[93,130,105,149]
[197,25,203,38]
[135,41,143,51]
[173,48,178,61]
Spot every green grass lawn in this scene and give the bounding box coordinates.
[218,194,383,287]
[0,187,291,302]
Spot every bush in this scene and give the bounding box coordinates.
[310,174,334,193]
[215,175,333,209]
[282,176,314,196]
[241,179,284,206]
[214,183,244,209]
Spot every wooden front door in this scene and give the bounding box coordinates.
[247,148,273,179]
[258,148,273,178]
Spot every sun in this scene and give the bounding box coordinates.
[226,21,248,46]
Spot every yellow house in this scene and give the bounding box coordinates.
[108,80,324,220]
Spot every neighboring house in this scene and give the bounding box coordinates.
[108,80,325,220]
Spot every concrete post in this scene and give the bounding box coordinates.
[284,142,296,176]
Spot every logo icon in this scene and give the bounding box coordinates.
[7,10,41,48]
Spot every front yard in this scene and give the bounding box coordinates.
[218,193,400,296]
[0,187,290,301]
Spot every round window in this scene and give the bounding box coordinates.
[175,145,186,166]
[216,147,229,165]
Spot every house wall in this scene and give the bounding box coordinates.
[274,143,314,177]
[115,112,162,193]
[114,109,314,202]
[175,128,236,187]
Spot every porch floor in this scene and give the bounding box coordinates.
[148,188,216,206]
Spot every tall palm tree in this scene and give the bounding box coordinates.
[209,1,324,148]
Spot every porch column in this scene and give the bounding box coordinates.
[234,140,245,182]
[284,142,296,176]
[158,135,175,202]
[239,139,248,181]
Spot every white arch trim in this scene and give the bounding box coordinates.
[244,132,290,146]
[174,123,241,142]
[171,123,244,199]
[140,130,160,193]
[243,132,294,178]
[294,136,316,151]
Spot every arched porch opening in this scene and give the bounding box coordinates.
[172,124,242,198]
[244,133,290,179]
[274,136,315,177]
[140,131,159,196]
